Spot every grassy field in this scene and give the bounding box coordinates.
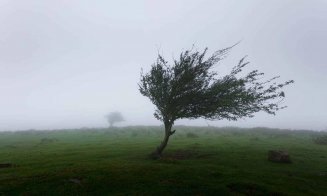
[0,126,326,195]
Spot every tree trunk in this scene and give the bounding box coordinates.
[150,121,175,159]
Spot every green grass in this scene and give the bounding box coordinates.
[0,126,326,195]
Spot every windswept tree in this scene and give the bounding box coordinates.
[139,46,294,159]
[106,112,124,127]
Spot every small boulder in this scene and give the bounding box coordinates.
[68,178,82,185]
[268,150,291,163]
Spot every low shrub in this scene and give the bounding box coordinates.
[313,135,327,145]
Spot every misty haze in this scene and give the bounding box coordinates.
[0,0,326,195]
[1,0,326,131]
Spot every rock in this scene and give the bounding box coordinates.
[68,178,82,185]
[268,150,291,163]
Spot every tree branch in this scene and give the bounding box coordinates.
[169,130,176,136]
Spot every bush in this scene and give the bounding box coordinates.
[313,135,327,145]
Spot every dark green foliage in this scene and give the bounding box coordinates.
[139,46,293,122]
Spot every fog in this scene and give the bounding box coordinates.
[0,0,326,131]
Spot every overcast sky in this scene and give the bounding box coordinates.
[0,0,326,131]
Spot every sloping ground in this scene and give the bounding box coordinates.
[0,126,326,195]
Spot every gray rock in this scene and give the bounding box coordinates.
[268,150,291,163]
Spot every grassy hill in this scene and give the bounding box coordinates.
[0,126,326,195]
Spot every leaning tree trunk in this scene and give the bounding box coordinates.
[150,121,175,159]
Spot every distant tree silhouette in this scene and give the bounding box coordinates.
[139,45,294,159]
[106,112,124,127]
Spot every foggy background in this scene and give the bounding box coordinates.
[0,0,326,131]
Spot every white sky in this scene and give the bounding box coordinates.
[0,0,326,131]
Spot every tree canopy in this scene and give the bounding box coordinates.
[106,111,124,127]
[139,46,294,158]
